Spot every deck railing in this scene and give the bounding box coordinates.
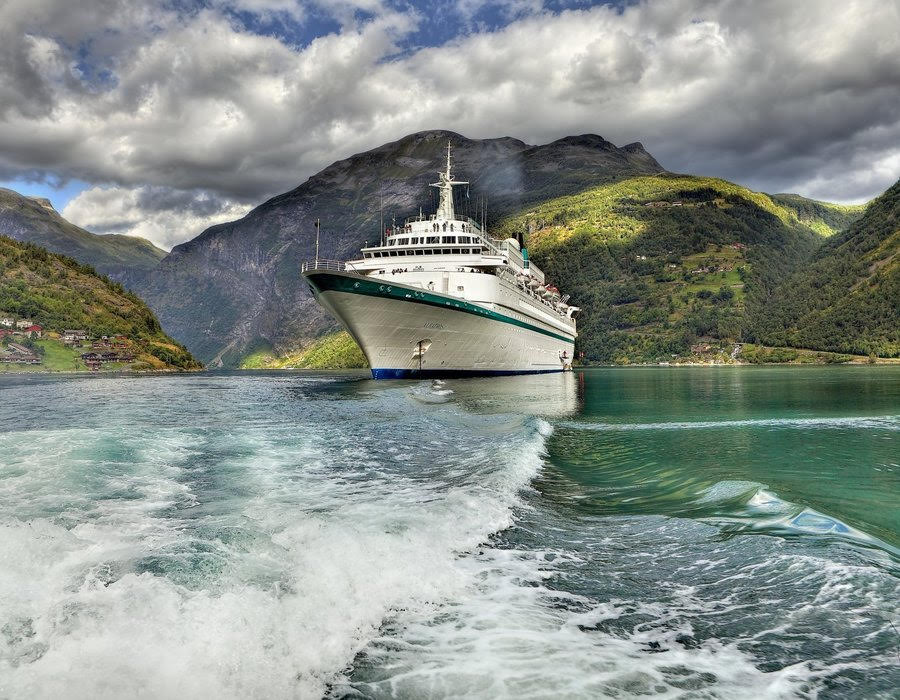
[301,259,346,273]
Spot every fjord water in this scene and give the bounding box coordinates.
[0,368,897,699]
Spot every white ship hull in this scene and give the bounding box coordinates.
[306,270,575,378]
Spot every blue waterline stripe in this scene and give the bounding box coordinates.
[371,368,566,379]
[306,271,575,344]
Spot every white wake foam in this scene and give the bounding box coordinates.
[0,409,551,699]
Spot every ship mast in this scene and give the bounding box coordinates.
[430,141,467,221]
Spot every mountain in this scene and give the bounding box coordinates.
[0,236,199,370]
[136,130,664,366]
[0,188,166,284]
[754,179,899,357]
[493,174,840,364]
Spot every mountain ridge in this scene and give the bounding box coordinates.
[0,188,166,284]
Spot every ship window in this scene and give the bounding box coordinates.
[389,251,397,257]
[443,236,456,243]
[442,248,451,254]
[400,238,409,244]
[461,248,470,254]
[415,249,424,255]
[427,236,439,244]
[411,237,419,244]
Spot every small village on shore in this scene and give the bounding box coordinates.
[0,314,136,371]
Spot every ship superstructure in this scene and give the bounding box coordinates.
[302,143,579,378]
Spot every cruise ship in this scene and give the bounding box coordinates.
[301,144,579,378]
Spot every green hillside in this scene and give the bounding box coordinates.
[769,193,865,237]
[494,174,832,364]
[0,236,199,370]
[0,188,166,283]
[756,179,899,357]
[241,331,368,369]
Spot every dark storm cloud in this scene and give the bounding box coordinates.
[0,0,897,246]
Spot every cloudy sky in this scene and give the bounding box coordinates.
[2,0,898,249]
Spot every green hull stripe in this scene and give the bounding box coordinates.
[306,271,574,344]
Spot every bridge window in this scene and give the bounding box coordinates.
[443,236,456,243]
[427,236,439,244]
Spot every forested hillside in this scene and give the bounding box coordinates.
[769,194,865,237]
[0,236,199,369]
[755,179,899,357]
[496,175,833,363]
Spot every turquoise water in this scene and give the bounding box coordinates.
[0,367,897,698]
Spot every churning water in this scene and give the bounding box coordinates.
[0,367,897,699]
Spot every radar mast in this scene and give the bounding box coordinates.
[430,141,468,221]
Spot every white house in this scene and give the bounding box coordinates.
[15,319,33,329]
[0,316,13,327]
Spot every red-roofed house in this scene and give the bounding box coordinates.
[25,325,43,338]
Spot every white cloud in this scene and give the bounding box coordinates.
[1,0,899,244]
[62,186,252,250]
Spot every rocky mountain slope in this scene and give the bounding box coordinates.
[136,130,664,365]
[756,179,899,357]
[0,236,199,370]
[495,174,862,363]
[0,188,166,284]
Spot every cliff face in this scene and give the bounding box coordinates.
[137,130,664,365]
[0,188,166,285]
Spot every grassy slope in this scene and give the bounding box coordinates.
[0,236,200,370]
[0,188,166,278]
[758,179,899,357]
[241,331,368,369]
[494,174,835,363]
